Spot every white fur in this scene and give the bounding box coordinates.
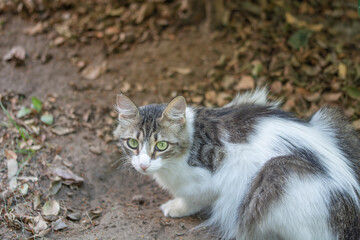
[132,144,152,172]
[200,116,360,239]
[224,88,281,108]
[154,108,216,217]
[131,90,358,239]
[253,176,336,240]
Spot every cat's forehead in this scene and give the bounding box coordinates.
[139,104,166,119]
[138,104,166,138]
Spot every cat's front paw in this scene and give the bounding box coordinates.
[160,198,190,218]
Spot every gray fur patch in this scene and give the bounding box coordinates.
[311,107,360,183]
[187,105,299,171]
[238,154,320,237]
[329,191,360,240]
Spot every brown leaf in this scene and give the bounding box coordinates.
[323,92,342,102]
[191,95,203,104]
[304,92,321,102]
[270,81,282,94]
[169,67,192,75]
[5,149,17,160]
[53,167,84,184]
[205,90,216,104]
[338,63,347,79]
[217,92,231,106]
[51,127,75,136]
[105,26,120,36]
[136,2,155,24]
[352,119,360,130]
[89,146,102,155]
[81,61,107,80]
[24,22,46,36]
[120,82,131,93]
[53,37,65,46]
[221,75,235,89]
[234,76,254,91]
[282,96,296,111]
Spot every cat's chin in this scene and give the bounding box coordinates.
[133,167,158,175]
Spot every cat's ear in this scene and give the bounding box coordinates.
[161,96,186,124]
[116,94,139,120]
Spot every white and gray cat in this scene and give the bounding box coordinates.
[114,88,360,240]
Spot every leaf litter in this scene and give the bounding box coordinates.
[1,0,360,239]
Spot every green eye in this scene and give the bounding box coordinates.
[127,139,139,149]
[155,141,168,151]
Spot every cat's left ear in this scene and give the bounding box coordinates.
[161,96,186,124]
[116,93,139,120]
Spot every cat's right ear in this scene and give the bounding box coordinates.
[116,94,139,120]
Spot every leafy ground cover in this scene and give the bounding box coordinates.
[0,0,359,239]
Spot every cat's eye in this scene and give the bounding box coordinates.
[127,138,139,149]
[155,141,168,151]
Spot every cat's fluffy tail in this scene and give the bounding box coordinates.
[224,88,281,108]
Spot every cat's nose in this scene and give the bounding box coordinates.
[140,163,149,171]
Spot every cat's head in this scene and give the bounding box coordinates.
[114,94,190,174]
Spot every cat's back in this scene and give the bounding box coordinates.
[193,104,299,144]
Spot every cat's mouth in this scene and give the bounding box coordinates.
[134,166,154,175]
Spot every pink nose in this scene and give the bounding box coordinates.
[140,163,149,171]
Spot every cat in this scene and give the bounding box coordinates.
[114,88,360,240]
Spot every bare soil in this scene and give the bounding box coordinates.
[1,1,359,239]
[0,14,234,240]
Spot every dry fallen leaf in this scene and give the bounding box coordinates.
[338,63,347,79]
[169,67,193,75]
[132,195,146,205]
[136,2,155,24]
[49,178,62,196]
[89,146,102,155]
[270,81,282,93]
[24,22,46,36]
[81,61,108,80]
[120,82,131,93]
[33,215,48,233]
[205,90,217,104]
[53,167,84,184]
[3,46,26,62]
[5,149,17,160]
[42,200,60,216]
[191,95,203,104]
[323,92,342,102]
[352,119,360,130]
[89,208,102,220]
[282,96,296,111]
[217,92,231,106]
[33,194,41,210]
[304,92,321,102]
[234,76,255,91]
[221,75,235,89]
[67,212,82,221]
[7,158,18,190]
[51,127,75,136]
[52,218,67,231]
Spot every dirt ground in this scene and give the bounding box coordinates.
[0,14,234,240]
[1,1,360,239]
